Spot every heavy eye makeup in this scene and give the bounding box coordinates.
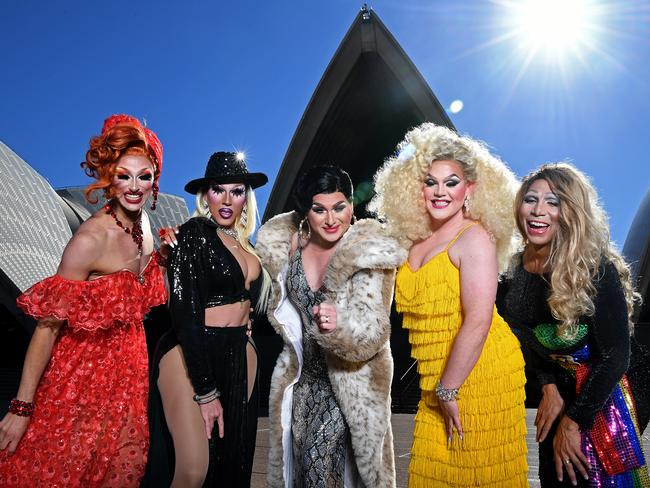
[116,171,153,181]
[230,186,246,197]
[424,175,462,187]
[545,194,560,206]
[523,192,559,206]
[523,193,538,204]
[310,202,348,214]
[209,184,246,197]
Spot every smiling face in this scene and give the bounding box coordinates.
[422,159,473,223]
[206,182,247,227]
[518,178,560,250]
[306,191,353,246]
[111,154,155,213]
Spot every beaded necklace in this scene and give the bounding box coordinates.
[104,203,143,254]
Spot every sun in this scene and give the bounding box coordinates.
[502,0,602,63]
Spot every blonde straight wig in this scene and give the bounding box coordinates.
[369,123,520,272]
[192,186,270,313]
[514,163,640,338]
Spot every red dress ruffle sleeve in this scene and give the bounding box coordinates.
[0,258,167,488]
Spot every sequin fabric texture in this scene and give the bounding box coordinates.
[286,248,347,488]
[0,258,167,487]
[497,260,650,487]
[167,217,250,396]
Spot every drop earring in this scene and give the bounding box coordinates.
[150,182,159,211]
[463,197,470,212]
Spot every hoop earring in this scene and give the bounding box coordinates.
[150,182,159,211]
[298,217,311,241]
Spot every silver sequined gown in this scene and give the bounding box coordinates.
[286,248,347,488]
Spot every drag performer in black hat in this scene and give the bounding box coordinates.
[143,152,270,488]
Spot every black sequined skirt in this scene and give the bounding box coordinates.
[142,326,259,488]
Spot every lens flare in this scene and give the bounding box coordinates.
[449,100,464,114]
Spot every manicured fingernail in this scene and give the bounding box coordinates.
[459,434,463,441]
[170,242,175,248]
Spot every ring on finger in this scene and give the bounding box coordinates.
[564,458,571,465]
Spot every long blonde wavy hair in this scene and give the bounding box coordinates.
[193,185,270,313]
[368,123,519,272]
[514,163,640,338]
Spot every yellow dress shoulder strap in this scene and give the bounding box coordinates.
[444,221,479,251]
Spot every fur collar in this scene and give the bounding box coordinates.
[256,211,407,286]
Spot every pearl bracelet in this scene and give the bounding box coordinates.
[435,382,460,402]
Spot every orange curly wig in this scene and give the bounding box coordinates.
[81,114,163,204]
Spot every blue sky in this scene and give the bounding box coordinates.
[1,1,648,246]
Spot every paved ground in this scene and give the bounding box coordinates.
[251,409,650,487]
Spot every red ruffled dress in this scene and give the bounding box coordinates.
[0,257,166,488]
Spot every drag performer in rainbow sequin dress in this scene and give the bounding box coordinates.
[497,163,650,487]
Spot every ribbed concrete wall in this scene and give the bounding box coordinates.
[0,141,71,291]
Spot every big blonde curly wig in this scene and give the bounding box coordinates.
[514,162,640,338]
[368,123,519,272]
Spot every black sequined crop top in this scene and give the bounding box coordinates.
[168,217,258,395]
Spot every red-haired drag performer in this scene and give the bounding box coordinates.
[0,114,167,487]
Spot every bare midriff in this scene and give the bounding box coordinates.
[204,300,251,328]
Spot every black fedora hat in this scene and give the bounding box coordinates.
[184,151,268,194]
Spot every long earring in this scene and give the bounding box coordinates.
[150,182,159,211]
[298,217,311,241]
[463,197,470,213]
[240,205,248,228]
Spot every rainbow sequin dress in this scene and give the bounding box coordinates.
[497,258,650,487]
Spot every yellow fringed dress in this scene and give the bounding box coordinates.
[396,228,529,487]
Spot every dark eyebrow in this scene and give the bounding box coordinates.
[312,200,347,208]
